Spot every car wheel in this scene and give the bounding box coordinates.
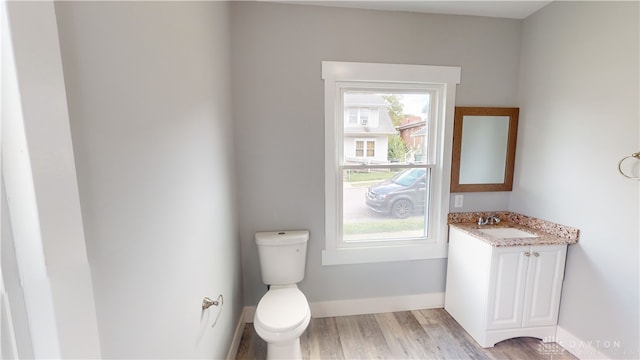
[391,199,413,219]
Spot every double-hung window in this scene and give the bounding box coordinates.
[322,61,461,265]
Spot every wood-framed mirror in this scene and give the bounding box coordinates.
[450,107,519,192]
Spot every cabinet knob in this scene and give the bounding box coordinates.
[533,252,539,257]
[524,252,531,257]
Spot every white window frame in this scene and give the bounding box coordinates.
[354,138,376,158]
[322,61,461,265]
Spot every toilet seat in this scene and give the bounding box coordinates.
[255,286,310,333]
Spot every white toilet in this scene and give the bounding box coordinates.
[254,230,311,359]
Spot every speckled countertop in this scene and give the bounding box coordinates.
[448,211,579,247]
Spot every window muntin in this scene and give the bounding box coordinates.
[322,61,461,265]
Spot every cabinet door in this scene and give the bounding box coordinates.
[486,246,529,330]
[522,245,567,327]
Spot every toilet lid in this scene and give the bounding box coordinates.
[255,287,309,333]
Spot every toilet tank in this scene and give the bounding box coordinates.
[255,230,309,286]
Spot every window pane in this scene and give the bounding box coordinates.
[348,108,358,124]
[360,108,369,125]
[366,141,375,157]
[342,167,430,242]
[342,91,431,165]
[355,140,364,157]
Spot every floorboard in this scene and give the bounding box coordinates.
[235,308,577,359]
[304,317,344,360]
[335,314,392,359]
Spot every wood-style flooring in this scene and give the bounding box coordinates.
[235,308,577,359]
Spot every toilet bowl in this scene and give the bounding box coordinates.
[254,285,311,359]
[253,230,310,359]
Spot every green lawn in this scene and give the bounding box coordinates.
[345,171,396,183]
[343,217,424,235]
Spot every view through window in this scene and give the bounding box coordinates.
[341,90,433,244]
[322,61,460,264]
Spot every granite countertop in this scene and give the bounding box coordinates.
[448,211,579,247]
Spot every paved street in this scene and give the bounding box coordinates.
[341,184,425,241]
[342,185,381,222]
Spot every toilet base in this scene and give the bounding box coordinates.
[266,338,302,360]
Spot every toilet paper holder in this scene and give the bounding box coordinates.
[202,294,224,328]
[202,294,223,310]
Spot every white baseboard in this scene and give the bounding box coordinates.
[244,306,256,323]
[241,292,445,323]
[554,326,613,360]
[226,308,248,360]
[309,292,445,318]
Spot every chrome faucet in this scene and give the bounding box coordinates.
[478,214,501,226]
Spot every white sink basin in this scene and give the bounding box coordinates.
[478,227,538,238]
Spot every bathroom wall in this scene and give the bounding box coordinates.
[55,2,243,358]
[231,2,522,306]
[514,1,639,358]
[1,185,33,357]
[3,2,101,357]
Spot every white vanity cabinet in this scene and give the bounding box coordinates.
[445,226,567,348]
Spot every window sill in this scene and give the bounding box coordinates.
[322,243,448,266]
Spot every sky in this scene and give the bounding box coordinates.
[399,93,430,116]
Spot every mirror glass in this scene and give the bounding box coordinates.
[451,107,519,192]
[459,115,509,184]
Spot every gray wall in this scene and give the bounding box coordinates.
[1,182,33,358]
[55,2,243,358]
[17,2,635,357]
[231,2,522,306]
[515,2,639,358]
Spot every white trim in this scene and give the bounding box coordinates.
[322,61,461,84]
[225,308,248,360]
[244,307,256,324]
[243,306,256,324]
[322,243,447,265]
[322,61,460,265]
[241,292,445,324]
[554,326,615,360]
[4,2,102,357]
[482,325,557,348]
[1,294,19,359]
[309,292,445,318]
